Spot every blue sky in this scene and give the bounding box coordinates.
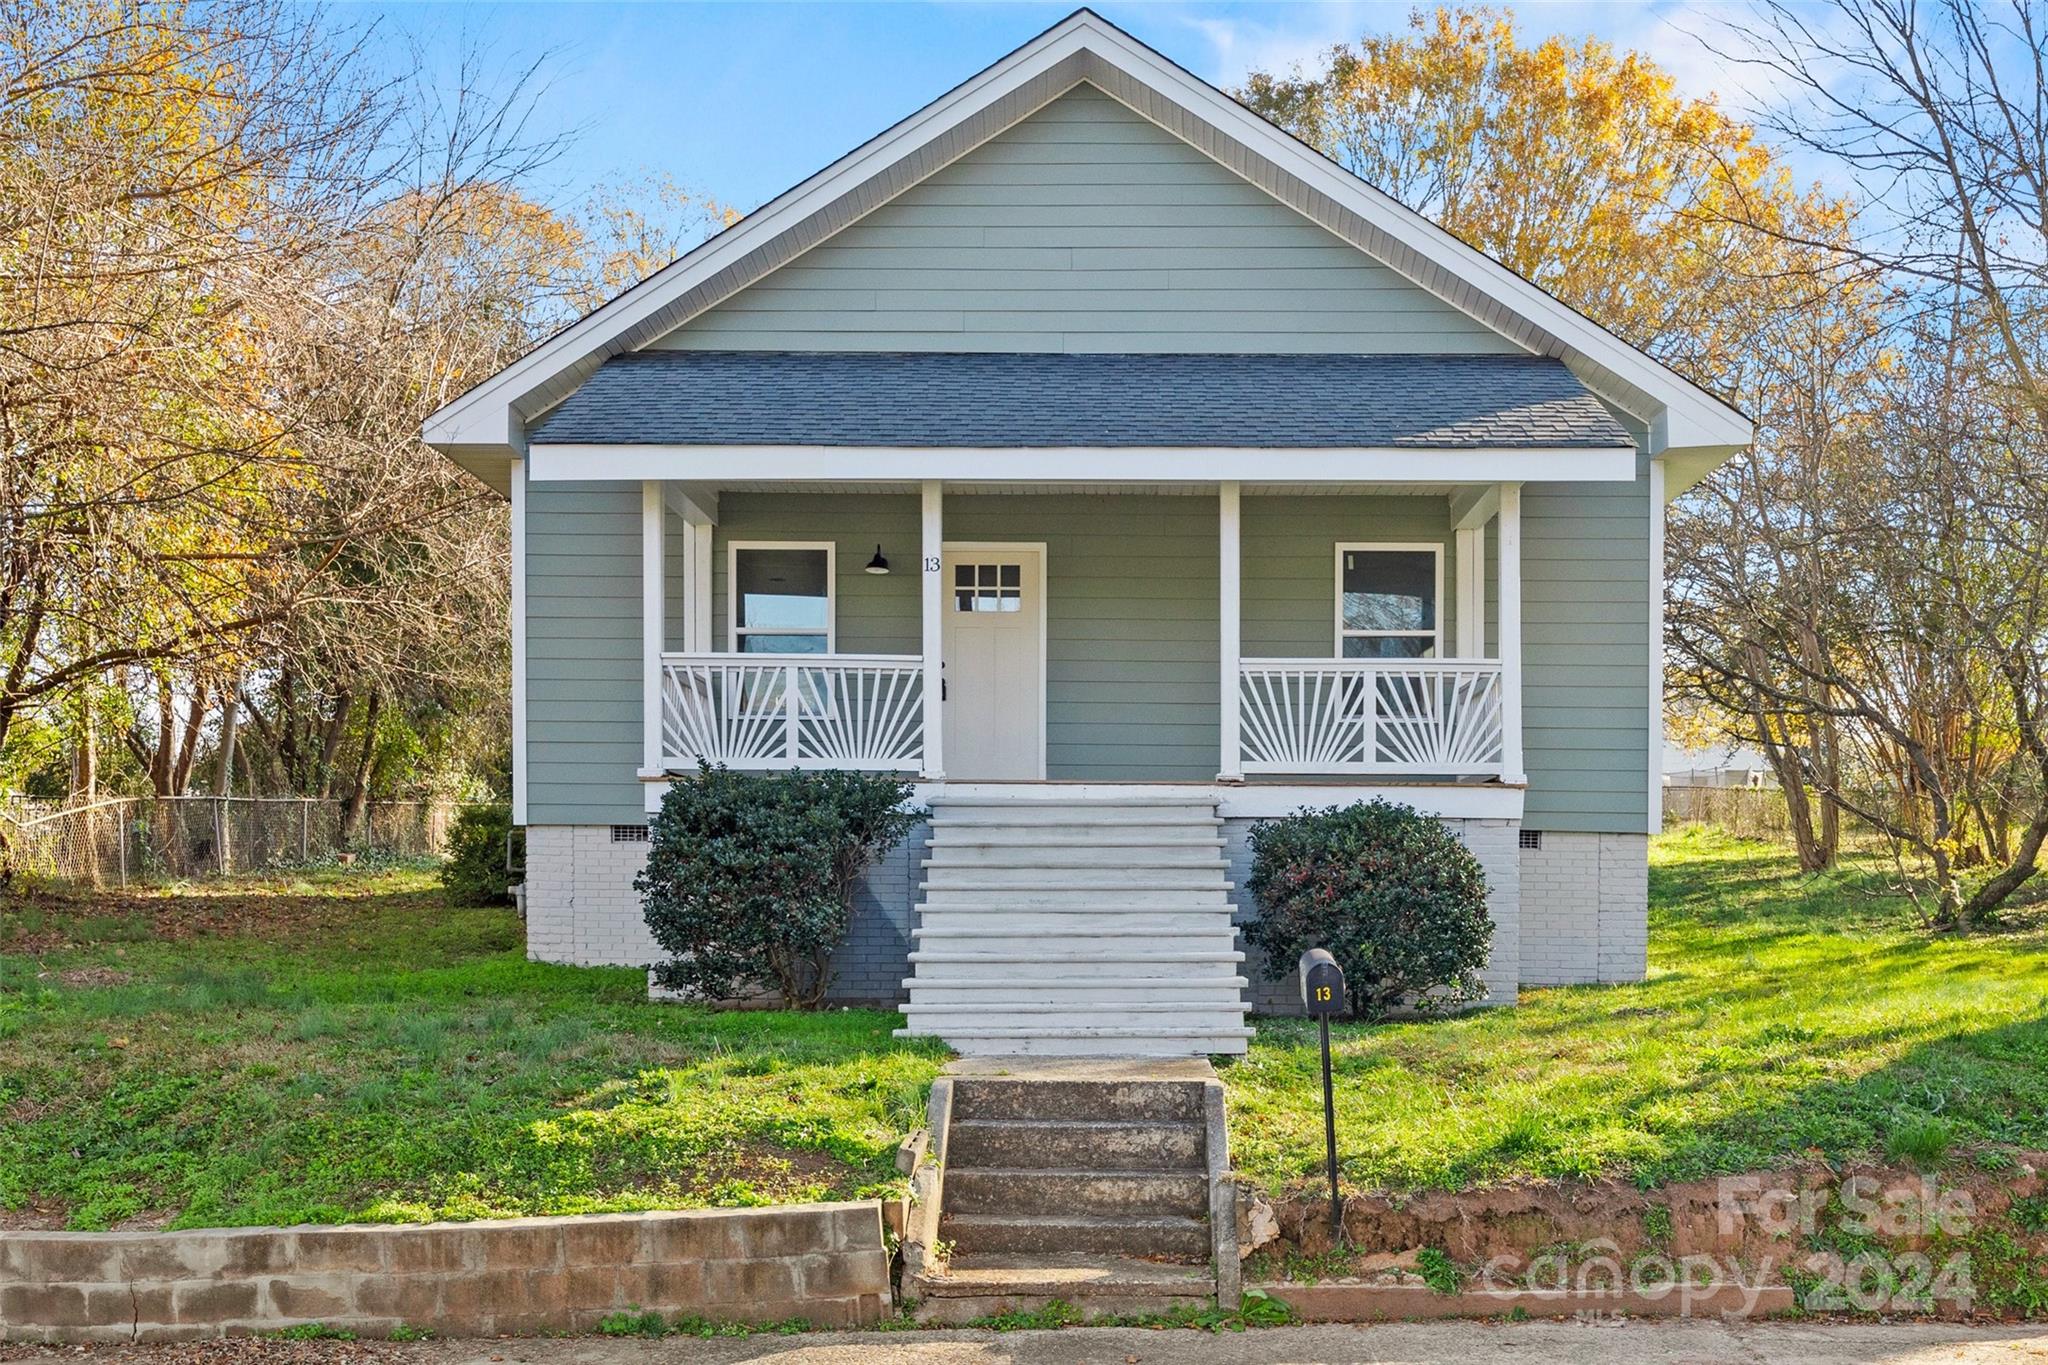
[354,2,1774,214]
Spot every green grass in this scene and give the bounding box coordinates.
[7,828,2045,1231]
[1226,827,2048,1194]
[0,869,945,1231]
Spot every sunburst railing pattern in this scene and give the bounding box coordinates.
[1238,659,1504,775]
[660,654,925,771]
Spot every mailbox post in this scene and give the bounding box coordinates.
[1299,948,1347,1244]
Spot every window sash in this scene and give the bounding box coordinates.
[1334,543,1443,659]
[729,541,836,654]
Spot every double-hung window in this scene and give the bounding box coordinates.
[1336,545,1442,658]
[730,543,834,653]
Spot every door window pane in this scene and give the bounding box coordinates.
[953,562,1024,612]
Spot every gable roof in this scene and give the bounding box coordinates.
[530,352,1636,451]
[423,9,1751,493]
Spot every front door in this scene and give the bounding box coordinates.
[942,545,1044,779]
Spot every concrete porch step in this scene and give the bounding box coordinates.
[925,848,1229,868]
[910,1253,1215,1324]
[949,1074,1210,1122]
[919,872,1234,891]
[916,889,1234,911]
[907,1027,1254,1056]
[910,910,1236,935]
[900,976,1249,1004]
[940,1212,1211,1260]
[944,1117,1206,1170]
[907,949,1244,971]
[942,1167,1208,1219]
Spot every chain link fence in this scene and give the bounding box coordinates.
[0,795,480,887]
[1662,784,1798,840]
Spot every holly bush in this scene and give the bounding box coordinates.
[1244,799,1492,1019]
[637,764,922,1008]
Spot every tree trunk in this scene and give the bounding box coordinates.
[339,688,380,844]
[214,676,242,797]
[70,693,97,800]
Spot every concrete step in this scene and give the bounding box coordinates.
[940,1212,1210,1260]
[925,847,1229,868]
[909,925,1228,945]
[908,934,1240,957]
[918,887,1233,910]
[932,797,1219,813]
[920,869,1233,890]
[930,1031,1250,1057]
[907,950,1244,974]
[942,1168,1208,1219]
[932,831,1226,849]
[903,1007,1248,1038]
[899,976,1248,1004]
[952,1077,1209,1123]
[910,1253,1215,1324]
[946,1116,1206,1169]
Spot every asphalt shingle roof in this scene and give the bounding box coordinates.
[529,352,1634,450]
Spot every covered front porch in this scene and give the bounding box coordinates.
[626,478,1530,804]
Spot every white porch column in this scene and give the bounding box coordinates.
[921,479,945,780]
[1498,482,1526,785]
[1454,525,1484,658]
[1450,485,1498,660]
[1218,481,1242,781]
[641,481,665,777]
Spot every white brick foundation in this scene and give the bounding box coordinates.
[524,818,1650,1007]
[1518,831,1650,985]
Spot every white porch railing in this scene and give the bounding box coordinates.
[660,653,926,771]
[1237,659,1506,776]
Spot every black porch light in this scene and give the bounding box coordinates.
[864,544,891,575]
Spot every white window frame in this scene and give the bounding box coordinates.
[1334,542,1444,659]
[728,540,836,654]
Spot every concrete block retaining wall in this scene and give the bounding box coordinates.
[0,1203,891,1343]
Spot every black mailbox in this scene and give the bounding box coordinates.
[1299,948,1345,1016]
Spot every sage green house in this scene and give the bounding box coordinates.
[424,11,1751,1056]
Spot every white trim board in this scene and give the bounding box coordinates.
[638,777,1525,821]
[527,445,1638,485]
[422,11,1749,478]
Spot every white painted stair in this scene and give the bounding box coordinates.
[894,796,1252,1056]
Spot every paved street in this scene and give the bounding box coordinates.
[11,1321,2048,1365]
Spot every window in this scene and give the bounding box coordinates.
[1336,545,1441,658]
[954,561,1022,612]
[730,543,833,653]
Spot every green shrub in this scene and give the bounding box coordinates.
[1244,799,1492,1019]
[637,765,922,1008]
[438,805,521,905]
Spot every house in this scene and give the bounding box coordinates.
[1663,741,1771,789]
[423,11,1752,1056]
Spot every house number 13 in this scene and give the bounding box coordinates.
[923,557,941,572]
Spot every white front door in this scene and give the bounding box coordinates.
[942,545,1045,780]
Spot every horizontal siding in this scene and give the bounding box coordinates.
[708,493,922,653]
[525,477,646,826]
[651,85,1516,356]
[1521,418,1652,834]
[1241,495,1462,658]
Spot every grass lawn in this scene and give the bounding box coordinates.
[4,830,2045,1232]
[0,866,944,1231]
[1226,826,2048,1194]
